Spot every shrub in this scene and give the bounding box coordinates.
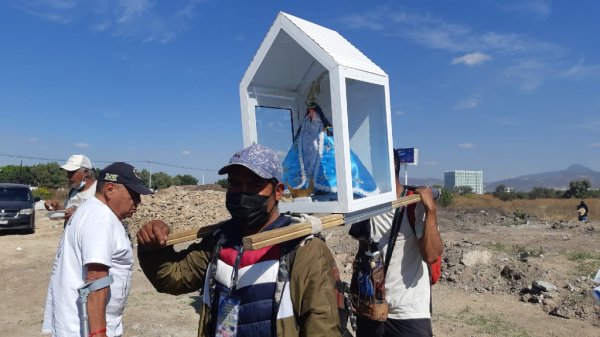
[216,178,228,189]
[438,188,453,207]
[32,187,52,200]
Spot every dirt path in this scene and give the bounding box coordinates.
[1,208,599,337]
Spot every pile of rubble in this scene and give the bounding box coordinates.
[439,239,600,321]
[127,185,600,322]
[128,185,229,235]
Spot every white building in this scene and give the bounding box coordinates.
[444,170,484,194]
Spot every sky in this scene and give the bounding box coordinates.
[1,0,599,184]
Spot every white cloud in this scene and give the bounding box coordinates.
[181,150,192,155]
[451,52,492,66]
[75,142,90,148]
[268,121,286,133]
[15,0,203,43]
[454,97,481,110]
[504,59,546,92]
[338,7,567,91]
[458,143,475,149]
[117,0,151,24]
[340,7,563,55]
[579,120,600,132]
[28,137,39,143]
[394,110,407,116]
[590,143,600,148]
[502,0,552,18]
[46,0,78,9]
[560,59,600,80]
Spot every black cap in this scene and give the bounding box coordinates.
[98,162,153,195]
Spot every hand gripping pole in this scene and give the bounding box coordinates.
[78,275,113,337]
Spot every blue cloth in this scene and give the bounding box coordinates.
[282,111,379,199]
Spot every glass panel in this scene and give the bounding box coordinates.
[255,106,294,164]
[346,78,391,200]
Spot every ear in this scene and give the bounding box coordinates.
[103,182,117,199]
[274,182,285,201]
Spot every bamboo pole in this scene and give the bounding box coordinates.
[164,194,423,248]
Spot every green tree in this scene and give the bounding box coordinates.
[529,187,558,199]
[151,172,172,190]
[138,169,151,187]
[216,178,228,189]
[494,184,507,194]
[438,188,454,207]
[30,162,68,188]
[455,185,473,195]
[174,174,198,186]
[0,165,34,185]
[566,179,591,198]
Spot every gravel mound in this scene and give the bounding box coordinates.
[127,187,600,322]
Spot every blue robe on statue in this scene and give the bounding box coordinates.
[282,106,379,199]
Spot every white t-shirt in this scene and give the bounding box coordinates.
[370,202,431,320]
[42,197,133,337]
[64,181,97,209]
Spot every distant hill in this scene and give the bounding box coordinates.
[406,177,444,187]
[487,165,600,192]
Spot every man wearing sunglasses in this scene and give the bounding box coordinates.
[42,162,153,337]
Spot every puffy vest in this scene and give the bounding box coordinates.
[201,216,295,337]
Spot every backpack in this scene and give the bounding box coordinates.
[287,235,354,337]
[404,189,442,285]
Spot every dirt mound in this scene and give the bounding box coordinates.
[128,187,600,323]
[128,188,229,235]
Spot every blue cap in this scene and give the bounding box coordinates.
[98,162,154,195]
[218,143,283,182]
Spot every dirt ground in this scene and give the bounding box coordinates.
[1,191,600,337]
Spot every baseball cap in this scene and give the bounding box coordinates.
[218,143,283,182]
[98,162,153,195]
[61,154,93,171]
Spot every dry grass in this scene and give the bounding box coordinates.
[449,195,599,221]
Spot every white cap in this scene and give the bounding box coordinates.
[61,154,93,171]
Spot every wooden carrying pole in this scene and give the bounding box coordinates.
[165,194,423,249]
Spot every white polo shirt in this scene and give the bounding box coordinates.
[42,197,133,337]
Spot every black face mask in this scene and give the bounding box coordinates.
[225,192,273,232]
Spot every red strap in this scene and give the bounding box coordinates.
[89,327,107,337]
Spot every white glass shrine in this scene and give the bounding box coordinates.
[240,12,396,214]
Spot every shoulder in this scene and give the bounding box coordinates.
[292,236,335,270]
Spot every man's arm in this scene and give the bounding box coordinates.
[86,263,110,337]
[415,187,443,264]
[137,220,213,295]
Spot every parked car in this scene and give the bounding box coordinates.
[0,183,40,234]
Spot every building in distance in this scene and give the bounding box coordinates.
[444,170,484,194]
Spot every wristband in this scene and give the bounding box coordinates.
[89,327,106,337]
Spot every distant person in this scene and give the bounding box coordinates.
[44,154,97,222]
[577,200,589,221]
[136,143,342,337]
[42,162,153,337]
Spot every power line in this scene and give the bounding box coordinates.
[0,153,218,172]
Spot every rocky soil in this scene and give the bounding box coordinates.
[1,185,599,337]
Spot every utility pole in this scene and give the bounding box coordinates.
[148,161,153,190]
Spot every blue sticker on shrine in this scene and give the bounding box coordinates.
[215,292,241,337]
